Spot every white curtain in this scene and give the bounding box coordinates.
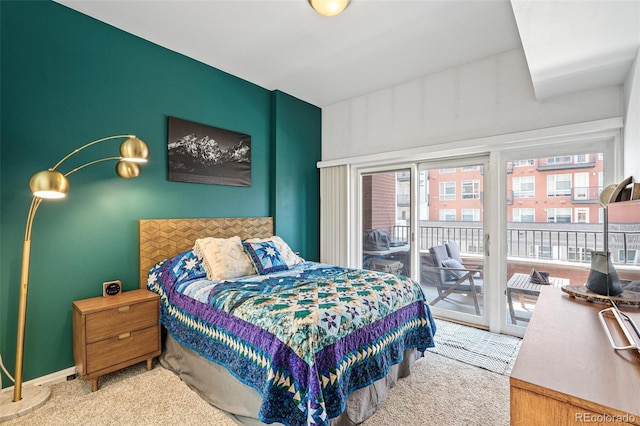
[319,165,349,266]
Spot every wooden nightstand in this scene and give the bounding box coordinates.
[72,289,161,391]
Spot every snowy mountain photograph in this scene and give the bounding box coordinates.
[167,116,251,186]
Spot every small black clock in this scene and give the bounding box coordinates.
[102,280,122,297]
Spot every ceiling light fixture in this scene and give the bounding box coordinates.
[308,0,350,17]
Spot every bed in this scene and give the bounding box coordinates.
[139,218,436,426]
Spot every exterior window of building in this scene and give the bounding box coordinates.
[461,209,480,222]
[573,172,590,200]
[513,176,535,198]
[575,208,589,223]
[619,249,639,264]
[547,208,572,223]
[439,181,456,200]
[569,247,590,262]
[461,180,480,199]
[513,208,535,222]
[461,165,481,171]
[512,159,534,167]
[439,209,456,221]
[439,168,456,173]
[547,174,572,197]
[574,154,588,163]
[546,156,572,165]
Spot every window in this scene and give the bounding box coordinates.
[546,156,571,165]
[574,154,588,164]
[573,172,589,200]
[619,249,638,264]
[461,180,480,199]
[439,209,456,221]
[547,208,572,223]
[575,208,589,223]
[513,176,534,198]
[512,159,534,167]
[439,168,456,173]
[547,174,572,197]
[513,208,535,222]
[439,181,456,200]
[529,245,553,259]
[461,165,481,171]
[568,247,591,262]
[462,209,480,221]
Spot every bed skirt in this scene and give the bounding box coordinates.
[160,334,422,425]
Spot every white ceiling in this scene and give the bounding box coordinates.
[511,0,640,100]
[54,0,639,108]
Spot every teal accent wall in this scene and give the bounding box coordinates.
[272,91,321,261]
[0,1,320,382]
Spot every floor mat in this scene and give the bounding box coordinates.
[428,319,522,375]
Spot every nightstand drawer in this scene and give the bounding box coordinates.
[85,299,157,342]
[86,325,160,373]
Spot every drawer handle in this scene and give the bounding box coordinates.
[118,332,131,340]
[118,306,130,312]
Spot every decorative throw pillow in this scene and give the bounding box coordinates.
[442,258,465,280]
[242,240,289,275]
[193,236,256,281]
[245,236,304,267]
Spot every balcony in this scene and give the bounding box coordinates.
[389,222,640,324]
[392,222,639,266]
[571,186,603,204]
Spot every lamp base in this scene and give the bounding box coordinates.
[0,385,50,422]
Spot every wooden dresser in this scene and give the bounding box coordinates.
[510,286,640,425]
[72,289,161,391]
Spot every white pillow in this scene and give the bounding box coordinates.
[245,235,304,267]
[193,236,256,281]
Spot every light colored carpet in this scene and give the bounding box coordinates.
[429,320,522,376]
[5,322,516,425]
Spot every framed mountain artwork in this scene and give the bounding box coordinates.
[167,116,251,187]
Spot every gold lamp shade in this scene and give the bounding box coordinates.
[119,136,149,163]
[29,170,69,199]
[308,0,350,16]
[0,134,150,421]
[116,160,141,178]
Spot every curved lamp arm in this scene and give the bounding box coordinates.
[12,135,149,405]
[50,134,136,171]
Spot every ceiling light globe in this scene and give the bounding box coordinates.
[116,160,141,178]
[309,0,350,17]
[120,136,149,163]
[29,170,69,199]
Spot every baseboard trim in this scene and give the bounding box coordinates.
[1,366,77,393]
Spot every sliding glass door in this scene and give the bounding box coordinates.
[360,168,412,278]
[417,159,487,325]
[358,157,489,326]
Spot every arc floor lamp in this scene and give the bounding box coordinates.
[0,135,149,421]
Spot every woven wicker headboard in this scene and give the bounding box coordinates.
[138,217,274,288]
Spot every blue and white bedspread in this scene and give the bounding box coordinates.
[147,250,436,426]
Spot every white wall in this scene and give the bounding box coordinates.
[623,48,640,179]
[322,49,624,162]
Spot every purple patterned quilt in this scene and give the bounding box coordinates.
[147,249,436,426]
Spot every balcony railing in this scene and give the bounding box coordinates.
[571,186,603,204]
[392,223,640,265]
[397,194,410,206]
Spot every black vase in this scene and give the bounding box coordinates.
[585,251,623,296]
